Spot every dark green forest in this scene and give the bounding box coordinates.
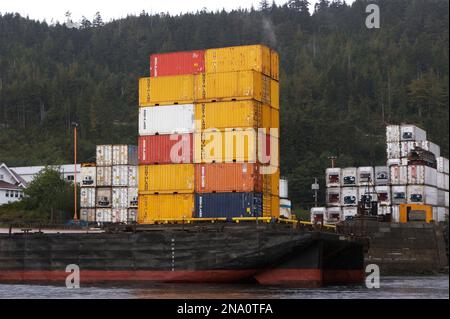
[0,0,448,208]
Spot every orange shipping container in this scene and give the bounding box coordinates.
[263,166,280,196]
[270,79,279,109]
[270,50,279,81]
[263,194,280,218]
[138,194,194,223]
[195,163,262,193]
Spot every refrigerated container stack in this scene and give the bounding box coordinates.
[137,45,280,223]
[79,145,137,223]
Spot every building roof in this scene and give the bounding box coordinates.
[10,164,81,175]
[0,180,22,190]
[0,163,27,188]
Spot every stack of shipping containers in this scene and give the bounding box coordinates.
[138,45,280,223]
[319,124,448,224]
[80,145,137,223]
[387,125,448,221]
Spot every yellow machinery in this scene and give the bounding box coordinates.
[399,204,433,223]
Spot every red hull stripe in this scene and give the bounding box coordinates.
[322,269,365,284]
[0,269,257,283]
[254,269,323,287]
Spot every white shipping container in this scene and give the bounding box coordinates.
[446,192,449,208]
[80,208,96,222]
[358,186,378,203]
[80,166,96,187]
[326,188,341,206]
[96,166,112,186]
[112,187,128,208]
[96,208,112,223]
[378,205,391,216]
[112,145,138,166]
[279,198,292,219]
[112,165,129,186]
[357,167,374,186]
[325,207,342,224]
[342,207,358,220]
[80,187,96,208]
[310,207,326,223]
[400,125,426,141]
[341,187,358,206]
[139,105,195,136]
[407,185,438,206]
[391,186,407,204]
[401,158,409,166]
[326,168,341,187]
[407,165,437,186]
[433,207,447,222]
[128,187,138,207]
[437,190,447,207]
[390,165,408,185]
[112,208,128,223]
[341,167,357,186]
[386,125,400,143]
[391,205,400,222]
[400,141,415,158]
[437,173,449,191]
[128,166,138,187]
[386,142,401,159]
[96,145,113,166]
[387,159,401,167]
[376,185,391,206]
[279,178,288,198]
[128,209,138,223]
[437,157,449,174]
[416,141,440,158]
[374,166,389,185]
[96,188,112,207]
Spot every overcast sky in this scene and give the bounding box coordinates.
[0,0,354,23]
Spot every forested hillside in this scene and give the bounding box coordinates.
[0,0,448,208]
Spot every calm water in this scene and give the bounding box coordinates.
[0,276,448,299]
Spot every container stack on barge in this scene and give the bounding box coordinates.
[0,45,365,287]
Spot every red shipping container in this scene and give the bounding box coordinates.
[195,163,262,193]
[139,134,193,165]
[150,50,205,77]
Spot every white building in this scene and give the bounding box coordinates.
[10,164,81,184]
[0,163,28,205]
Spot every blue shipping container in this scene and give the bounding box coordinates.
[195,193,263,218]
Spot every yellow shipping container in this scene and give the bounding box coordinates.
[139,75,195,106]
[195,71,272,105]
[205,44,271,76]
[194,130,257,163]
[271,108,279,129]
[138,194,194,223]
[270,79,279,109]
[263,166,280,196]
[270,50,279,81]
[263,194,280,218]
[138,164,194,194]
[195,101,271,131]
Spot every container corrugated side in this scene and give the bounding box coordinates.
[262,166,280,197]
[271,107,279,129]
[386,125,400,143]
[326,187,341,206]
[205,45,271,76]
[400,125,426,141]
[390,165,408,185]
[279,178,288,198]
[112,187,128,208]
[437,172,449,191]
[96,145,113,166]
[407,185,438,206]
[96,166,112,187]
[437,157,450,174]
[195,71,271,105]
[80,188,96,208]
[195,192,263,218]
[391,186,407,204]
[139,134,193,165]
[138,164,194,194]
[194,101,271,130]
[407,165,437,186]
[128,166,138,187]
[194,163,262,193]
[80,166,96,187]
[270,79,279,109]
[112,165,129,187]
[139,75,195,106]
[128,187,138,207]
[138,194,194,223]
[150,50,205,77]
[112,145,138,166]
[139,105,194,136]
[128,208,138,222]
[112,208,128,223]
[80,208,96,222]
[386,142,401,159]
[270,49,279,81]
[96,208,112,223]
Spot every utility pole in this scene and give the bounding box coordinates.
[311,178,319,208]
[328,156,337,168]
[72,122,79,221]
